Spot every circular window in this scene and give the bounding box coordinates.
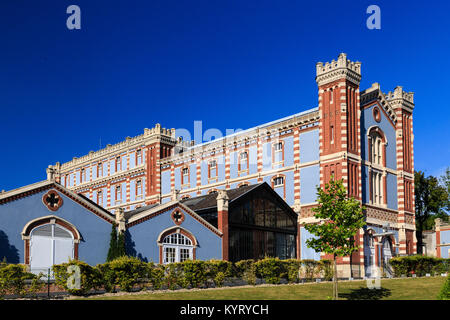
[373,106,381,123]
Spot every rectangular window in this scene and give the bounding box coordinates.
[274,177,284,187]
[97,191,103,205]
[330,125,334,144]
[164,247,176,264]
[209,160,217,178]
[136,180,142,199]
[115,185,122,204]
[116,157,121,172]
[136,149,142,165]
[81,169,85,183]
[97,163,102,178]
[182,167,189,185]
[239,152,248,172]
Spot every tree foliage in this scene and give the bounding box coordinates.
[304,178,366,257]
[415,171,448,253]
[304,177,365,300]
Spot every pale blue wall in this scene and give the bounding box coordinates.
[161,169,171,195]
[249,146,258,174]
[440,230,450,258]
[129,153,136,169]
[284,136,294,167]
[300,227,320,260]
[300,164,320,204]
[127,206,222,262]
[0,190,112,265]
[189,164,197,189]
[386,173,398,210]
[299,129,319,163]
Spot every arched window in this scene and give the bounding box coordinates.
[368,128,385,166]
[162,232,194,264]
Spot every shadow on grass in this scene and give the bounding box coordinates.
[339,287,391,300]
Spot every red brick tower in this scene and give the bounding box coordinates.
[316,53,363,277]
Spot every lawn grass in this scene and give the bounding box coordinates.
[77,276,446,300]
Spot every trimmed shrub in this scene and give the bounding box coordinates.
[390,256,450,277]
[282,259,302,283]
[97,256,147,292]
[147,262,165,290]
[179,260,207,289]
[206,260,233,287]
[438,274,450,300]
[164,262,184,290]
[53,259,102,296]
[235,259,257,285]
[318,259,334,281]
[255,257,285,284]
[0,264,44,298]
[301,259,319,281]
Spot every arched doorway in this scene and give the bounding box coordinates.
[22,216,80,275]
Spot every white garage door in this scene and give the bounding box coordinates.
[30,224,74,276]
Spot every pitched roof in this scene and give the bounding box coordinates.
[180,183,263,211]
[0,180,115,224]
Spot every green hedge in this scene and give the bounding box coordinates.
[48,257,336,296]
[0,263,44,298]
[438,274,450,300]
[389,255,450,277]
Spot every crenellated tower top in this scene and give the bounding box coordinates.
[316,53,362,87]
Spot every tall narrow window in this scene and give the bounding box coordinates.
[182,167,189,186]
[239,151,248,172]
[136,179,142,199]
[97,190,103,205]
[98,163,103,178]
[136,149,142,165]
[273,142,284,165]
[115,185,122,204]
[209,160,217,178]
[116,157,121,172]
[81,169,85,183]
[330,125,334,145]
[371,171,383,205]
[329,88,333,104]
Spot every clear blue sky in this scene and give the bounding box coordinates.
[0,0,449,191]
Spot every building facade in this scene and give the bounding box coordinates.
[47,53,417,277]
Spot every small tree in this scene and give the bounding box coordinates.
[304,177,365,300]
[107,223,118,262]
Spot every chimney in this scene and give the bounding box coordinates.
[216,190,229,260]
